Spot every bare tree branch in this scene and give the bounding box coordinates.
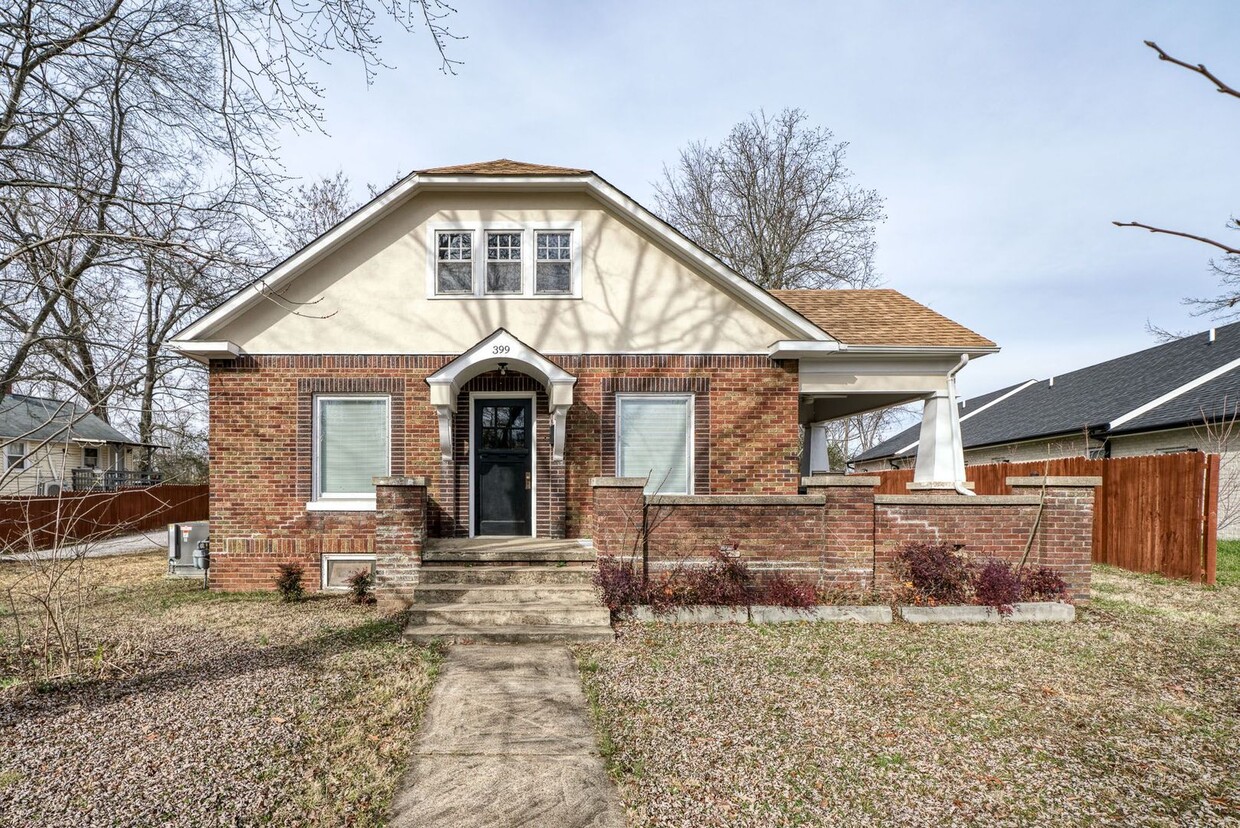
[1145,40,1240,100]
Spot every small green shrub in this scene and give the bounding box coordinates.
[274,562,305,602]
[347,569,376,605]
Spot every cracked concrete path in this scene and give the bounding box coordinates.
[389,644,626,828]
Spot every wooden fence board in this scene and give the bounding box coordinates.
[864,452,1217,584]
[0,484,208,552]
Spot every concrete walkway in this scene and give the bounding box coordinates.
[389,644,626,828]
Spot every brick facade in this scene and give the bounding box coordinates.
[592,476,1098,601]
[207,353,800,591]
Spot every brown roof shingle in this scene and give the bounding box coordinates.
[771,289,997,349]
[417,159,590,176]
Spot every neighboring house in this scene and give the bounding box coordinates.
[170,159,998,602]
[0,394,154,496]
[853,322,1240,536]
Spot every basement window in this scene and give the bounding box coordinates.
[321,554,376,591]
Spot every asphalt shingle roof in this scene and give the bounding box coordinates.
[0,394,138,445]
[772,289,997,349]
[854,322,1240,463]
[417,159,590,176]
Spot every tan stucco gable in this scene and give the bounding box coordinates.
[187,175,827,356]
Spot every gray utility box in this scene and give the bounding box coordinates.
[168,521,209,578]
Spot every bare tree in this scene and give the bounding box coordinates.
[1115,41,1240,316]
[282,171,359,251]
[655,108,885,290]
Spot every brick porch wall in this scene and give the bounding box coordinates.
[591,476,1098,601]
[206,353,799,591]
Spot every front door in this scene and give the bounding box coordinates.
[474,398,533,536]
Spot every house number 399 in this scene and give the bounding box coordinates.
[492,345,510,354]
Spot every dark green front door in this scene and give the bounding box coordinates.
[475,399,532,536]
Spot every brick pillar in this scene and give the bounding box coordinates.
[373,476,427,610]
[590,477,647,558]
[804,476,878,590]
[1008,476,1100,604]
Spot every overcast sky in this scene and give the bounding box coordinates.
[277,0,1240,398]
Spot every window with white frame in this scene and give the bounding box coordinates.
[321,554,376,590]
[4,440,26,470]
[436,231,474,294]
[429,224,579,298]
[486,231,523,294]
[314,396,390,500]
[616,395,693,494]
[535,230,573,294]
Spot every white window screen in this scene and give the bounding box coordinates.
[317,398,389,497]
[616,396,692,494]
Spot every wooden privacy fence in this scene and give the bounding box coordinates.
[0,484,208,552]
[868,453,1218,584]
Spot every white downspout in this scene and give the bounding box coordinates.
[945,354,974,496]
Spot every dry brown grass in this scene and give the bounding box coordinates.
[576,564,1240,827]
[0,553,441,827]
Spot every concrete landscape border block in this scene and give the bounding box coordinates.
[899,602,1075,624]
[749,605,893,624]
[626,605,892,624]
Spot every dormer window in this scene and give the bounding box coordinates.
[535,231,572,295]
[486,232,523,294]
[428,222,581,299]
[436,231,474,294]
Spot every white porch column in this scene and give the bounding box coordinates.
[912,390,966,485]
[806,422,831,475]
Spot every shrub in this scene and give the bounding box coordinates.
[973,559,1023,615]
[892,542,972,605]
[686,550,754,606]
[1021,566,1069,602]
[594,556,646,616]
[757,574,817,608]
[347,569,376,605]
[274,562,305,603]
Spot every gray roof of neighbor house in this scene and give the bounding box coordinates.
[0,394,139,445]
[854,322,1240,464]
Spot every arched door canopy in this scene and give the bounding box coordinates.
[426,328,576,461]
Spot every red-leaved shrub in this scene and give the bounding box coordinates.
[593,556,646,617]
[687,550,754,605]
[973,559,1023,615]
[1021,566,1069,601]
[892,542,972,605]
[757,574,817,608]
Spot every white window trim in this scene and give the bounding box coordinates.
[433,228,476,295]
[483,230,524,296]
[308,394,391,510]
[5,440,27,470]
[614,393,695,495]
[468,391,537,538]
[426,221,582,299]
[320,553,377,591]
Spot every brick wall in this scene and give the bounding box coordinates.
[591,477,1098,601]
[374,477,426,609]
[207,353,799,591]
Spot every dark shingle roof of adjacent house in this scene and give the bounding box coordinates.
[771,289,997,350]
[0,394,138,445]
[854,322,1240,463]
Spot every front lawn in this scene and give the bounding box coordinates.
[576,566,1240,826]
[0,553,441,827]
[1217,539,1240,586]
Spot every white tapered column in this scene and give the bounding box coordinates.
[913,390,966,486]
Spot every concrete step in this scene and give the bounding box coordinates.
[422,547,596,564]
[418,565,595,586]
[403,624,615,645]
[412,583,600,605]
[407,602,612,628]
